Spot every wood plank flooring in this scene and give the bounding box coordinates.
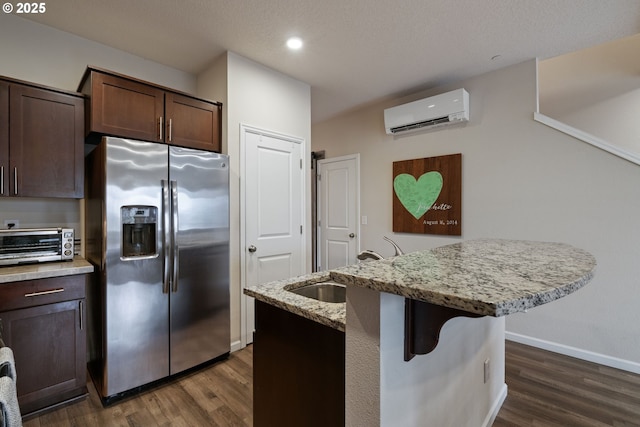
[22,340,640,426]
[23,346,253,427]
[494,341,640,426]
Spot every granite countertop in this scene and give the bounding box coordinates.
[244,239,596,330]
[0,257,94,283]
[331,239,596,317]
[244,271,347,331]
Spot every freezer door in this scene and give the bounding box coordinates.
[169,147,230,374]
[103,138,169,397]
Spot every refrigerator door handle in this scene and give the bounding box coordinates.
[162,179,172,294]
[171,180,179,293]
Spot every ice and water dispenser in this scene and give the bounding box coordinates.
[121,206,158,258]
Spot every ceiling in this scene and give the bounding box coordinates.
[19,0,640,123]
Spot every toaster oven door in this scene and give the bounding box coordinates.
[0,229,63,265]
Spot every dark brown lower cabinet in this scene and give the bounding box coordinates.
[0,275,87,417]
[253,301,345,427]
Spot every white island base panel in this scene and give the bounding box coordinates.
[346,285,507,427]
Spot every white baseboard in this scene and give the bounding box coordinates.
[506,332,640,374]
[482,383,508,427]
[230,339,244,353]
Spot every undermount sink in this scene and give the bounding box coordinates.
[287,282,346,303]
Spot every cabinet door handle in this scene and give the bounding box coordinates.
[13,167,17,195]
[159,116,164,141]
[79,300,84,330]
[1,166,3,195]
[168,118,172,142]
[24,288,64,297]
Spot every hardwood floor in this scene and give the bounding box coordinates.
[23,346,253,427]
[494,341,640,426]
[22,340,640,426]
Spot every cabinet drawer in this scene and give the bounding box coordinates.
[0,275,86,311]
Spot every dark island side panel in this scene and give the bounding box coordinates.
[253,300,345,427]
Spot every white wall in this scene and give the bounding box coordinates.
[0,198,81,233]
[0,14,195,94]
[556,88,640,157]
[312,60,640,370]
[380,298,505,427]
[345,285,381,425]
[538,33,640,162]
[346,286,505,427]
[197,52,312,350]
[539,87,640,164]
[0,14,197,251]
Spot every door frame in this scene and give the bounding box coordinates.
[316,153,361,271]
[239,123,307,347]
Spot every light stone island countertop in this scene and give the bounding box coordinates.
[331,239,596,317]
[0,257,94,283]
[244,239,596,331]
[244,271,347,331]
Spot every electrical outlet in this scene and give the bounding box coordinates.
[484,359,490,383]
[4,219,19,229]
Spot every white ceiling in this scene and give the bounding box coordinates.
[20,0,640,123]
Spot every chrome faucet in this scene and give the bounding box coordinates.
[357,236,404,261]
[384,236,404,256]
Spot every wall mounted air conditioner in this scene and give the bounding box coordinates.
[384,88,469,135]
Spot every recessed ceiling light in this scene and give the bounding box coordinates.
[286,37,303,50]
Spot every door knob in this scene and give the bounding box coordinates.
[349,233,355,238]
[248,245,257,253]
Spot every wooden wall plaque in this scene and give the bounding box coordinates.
[392,153,461,235]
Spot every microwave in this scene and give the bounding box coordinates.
[0,228,74,266]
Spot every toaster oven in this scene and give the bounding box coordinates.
[0,228,74,266]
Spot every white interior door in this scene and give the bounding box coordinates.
[242,125,305,344]
[317,154,360,271]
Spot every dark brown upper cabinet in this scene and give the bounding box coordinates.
[80,67,222,152]
[83,71,164,143]
[0,78,84,199]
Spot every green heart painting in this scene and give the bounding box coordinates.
[393,171,443,220]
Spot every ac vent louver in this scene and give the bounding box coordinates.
[389,116,451,134]
[384,88,469,135]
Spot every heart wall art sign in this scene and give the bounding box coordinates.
[392,153,461,235]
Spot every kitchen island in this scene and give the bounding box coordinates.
[245,239,596,427]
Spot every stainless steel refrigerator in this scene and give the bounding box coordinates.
[85,137,230,403]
